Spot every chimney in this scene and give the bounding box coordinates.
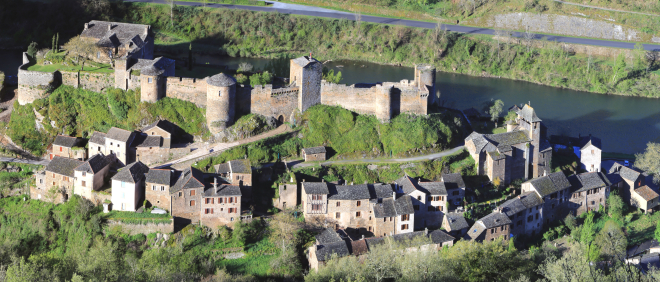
[392,191,396,200]
[351,182,354,185]
[517,195,521,199]
[84,23,89,30]
[108,24,112,31]
[213,177,218,189]
[303,179,305,182]
[322,179,325,182]
[361,235,365,240]
[309,52,312,58]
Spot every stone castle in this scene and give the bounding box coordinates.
[18,21,438,135]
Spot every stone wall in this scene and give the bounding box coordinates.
[107,219,174,235]
[321,82,379,116]
[274,183,297,210]
[65,71,114,93]
[483,224,510,242]
[137,147,170,166]
[17,62,58,105]
[165,77,208,107]
[242,85,299,123]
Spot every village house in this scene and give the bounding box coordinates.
[442,213,469,237]
[609,162,647,207]
[141,120,173,148]
[497,191,544,236]
[394,176,447,229]
[80,20,154,63]
[214,159,253,187]
[133,120,175,165]
[567,172,612,215]
[442,173,466,207]
[111,161,149,211]
[521,171,572,223]
[200,178,242,228]
[49,135,86,160]
[578,135,602,173]
[326,184,373,234]
[302,146,327,162]
[33,156,83,203]
[88,131,107,160]
[467,212,512,242]
[89,127,136,167]
[631,185,660,214]
[371,195,415,237]
[73,153,115,201]
[144,168,176,211]
[274,173,297,210]
[465,104,552,185]
[169,167,206,224]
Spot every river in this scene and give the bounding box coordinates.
[2,51,658,154]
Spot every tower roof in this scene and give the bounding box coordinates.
[206,73,236,87]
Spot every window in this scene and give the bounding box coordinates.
[190,190,196,196]
[148,77,153,83]
[152,185,156,191]
[110,142,113,146]
[401,224,409,230]
[428,196,433,201]
[591,150,595,155]
[97,146,101,151]
[535,213,539,220]
[121,181,125,188]
[205,208,214,214]
[336,212,341,219]
[312,204,321,211]
[161,186,165,191]
[82,181,86,187]
[206,198,214,204]
[414,205,419,211]
[229,197,234,203]
[218,91,222,97]
[356,201,361,207]
[591,201,595,205]
[491,228,495,234]
[401,214,409,221]
[417,196,422,200]
[219,198,223,203]
[59,146,62,152]
[356,212,361,217]
[40,179,43,184]
[527,215,533,222]
[336,202,340,207]
[190,200,196,206]
[383,218,386,222]
[178,192,182,197]
[390,217,393,222]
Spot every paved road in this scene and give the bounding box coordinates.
[0,157,49,166]
[553,0,659,17]
[127,0,660,50]
[290,145,465,169]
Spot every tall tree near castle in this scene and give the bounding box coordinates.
[64,36,96,71]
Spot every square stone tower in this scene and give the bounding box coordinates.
[290,56,322,113]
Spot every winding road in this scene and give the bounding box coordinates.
[126,0,660,51]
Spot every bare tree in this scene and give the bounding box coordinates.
[522,27,535,53]
[646,51,658,73]
[63,36,97,71]
[493,29,508,58]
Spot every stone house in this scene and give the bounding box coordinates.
[326,184,373,234]
[371,195,415,237]
[631,186,660,214]
[73,153,115,201]
[144,168,176,211]
[50,135,86,160]
[442,213,469,237]
[169,167,206,223]
[567,172,612,215]
[141,120,173,148]
[442,173,466,207]
[467,212,512,242]
[200,180,242,229]
[111,161,149,211]
[521,171,572,223]
[302,146,327,162]
[578,135,602,173]
[301,181,330,219]
[80,20,154,63]
[33,156,83,203]
[609,162,646,207]
[274,173,297,210]
[89,127,136,167]
[465,104,552,185]
[213,159,252,186]
[88,131,107,160]
[133,134,165,165]
[394,176,447,229]
[497,191,544,237]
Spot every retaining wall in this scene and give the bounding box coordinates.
[17,59,58,105]
[107,219,174,235]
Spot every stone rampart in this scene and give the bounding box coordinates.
[17,60,58,105]
[107,219,174,235]
[59,71,114,93]
[165,77,207,107]
[320,82,379,116]
[242,85,299,123]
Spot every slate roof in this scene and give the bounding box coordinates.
[316,241,350,262]
[328,184,371,200]
[498,191,544,217]
[365,237,386,249]
[133,135,161,148]
[350,240,369,256]
[628,239,660,258]
[106,127,133,142]
[80,21,149,46]
[46,156,84,177]
[569,172,612,193]
[634,186,660,201]
[303,146,326,155]
[519,191,544,207]
[429,230,455,244]
[369,183,394,199]
[170,167,205,194]
[302,182,330,195]
[484,131,532,152]
[394,195,415,215]
[292,56,319,67]
[478,212,512,229]
[53,135,79,148]
[508,104,521,112]
[467,221,487,240]
[610,162,642,182]
[579,135,602,150]
[89,131,106,145]
[517,104,542,123]
[316,228,343,245]
[203,184,242,197]
[229,159,251,174]
[139,57,175,76]
[142,120,172,134]
[373,198,397,218]
[112,161,149,183]
[145,169,172,185]
[74,153,112,174]
[465,132,489,154]
[214,163,231,174]
[444,213,469,231]
[391,231,426,243]
[527,172,571,197]
[606,173,624,185]
[442,173,466,190]
[395,176,418,194]
[206,73,236,87]
[418,181,447,195]
[639,253,660,274]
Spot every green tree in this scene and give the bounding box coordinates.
[595,220,627,260]
[607,194,625,221]
[654,221,660,242]
[322,67,343,83]
[489,99,504,125]
[611,52,627,84]
[26,42,38,59]
[635,142,660,184]
[249,71,273,87]
[580,212,596,245]
[63,36,97,71]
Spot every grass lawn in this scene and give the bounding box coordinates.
[27,62,114,73]
[624,211,660,247]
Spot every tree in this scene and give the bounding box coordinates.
[52,35,56,53]
[322,67,342,84]
[63,36,97,71]
[522,27,535,53]
[26,42,38,59]
[655,221,660,243]
[489,99,504,126]
[645,51,657,73]
[55,33,59,53]
[595,220,627,260]
[249,71,273,87]
[269,209,301,254]
[635,142,660,184]
[607,194,625,221]
[611,52,627,84]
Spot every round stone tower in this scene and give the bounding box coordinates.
[414,64,437,104]
[140,66,163,103]
[206,73,236,134]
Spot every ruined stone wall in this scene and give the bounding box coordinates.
[244,85,298,123]
[137,147,170,166]
[59,71,114,93]
[385,81,428,116]
[17,62,58,105]
[107,220,174,235]
[165,77,207,107]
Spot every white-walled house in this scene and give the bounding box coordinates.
[74,153,115,200]
[578,135,601,173]
[111,161,149,211]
